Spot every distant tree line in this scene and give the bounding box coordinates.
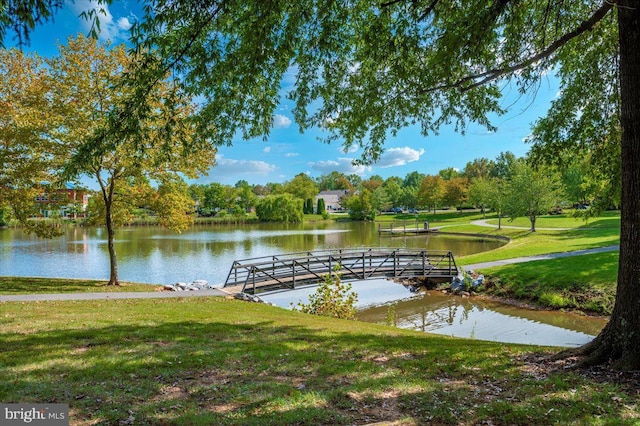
[3,149,616,231]
[171,150,619,229]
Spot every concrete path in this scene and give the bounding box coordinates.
[0,288,227,303]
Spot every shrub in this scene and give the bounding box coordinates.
[294,269,358,319]
[317,198,326,214]
[539,292,570,309]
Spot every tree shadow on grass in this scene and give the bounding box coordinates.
[556,226,620,242]
[1,305,638,424]
[572,216,620,229]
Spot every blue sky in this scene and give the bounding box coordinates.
[12,0,560,186]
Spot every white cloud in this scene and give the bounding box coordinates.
[343,144,359,154]
[348,62,361,74]
[70,0,132,42]
[116,17,132,31]
[273,114,292,129]
[201,155,276,183]
[324,114,338,126]
[309,158,372,175]
[377,147,425,168]
[281,64,299,87]
[284,152,299,158]
[263,146,271,153]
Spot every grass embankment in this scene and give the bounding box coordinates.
[0,277,161,295]
[478,251,618,314]
[2,297,638,425]
[429,211,621,315]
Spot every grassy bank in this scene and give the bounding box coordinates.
[1,297,638,425]
[477,250,618,315]
[443,212,621,315]
[0,277,161,295]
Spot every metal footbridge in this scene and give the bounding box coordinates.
[223,248,458,294]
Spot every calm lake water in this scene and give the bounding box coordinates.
[1,222,606,346]
[0,222,501,285]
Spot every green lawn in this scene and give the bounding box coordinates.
[1,297,638,425]
[455,225,619,265]
[0,277,161,295]
[0,211,635,423]
[478,251,618,314]
[484,211,620,229]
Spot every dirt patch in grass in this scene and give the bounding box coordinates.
[157,385,189,401]
[519,353,640,394]
[344,389,405,425]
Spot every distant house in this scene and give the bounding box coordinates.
[35,186,90,218]
[315,190,350,212]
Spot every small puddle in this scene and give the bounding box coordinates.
[260,279,607,348]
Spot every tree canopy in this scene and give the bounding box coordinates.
[505,162,563,232]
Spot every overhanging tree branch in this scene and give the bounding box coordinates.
[423,0,614,93]
[418,0,440,22]
[380,0,440,21]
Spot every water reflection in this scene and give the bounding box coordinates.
[357,289,606,348]
[1,222,606,347]
[260,279,606,347]
[0,223,504,285]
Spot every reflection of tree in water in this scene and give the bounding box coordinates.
[358,292,605,343]
[47,222,502,263]
[396,298,478,332]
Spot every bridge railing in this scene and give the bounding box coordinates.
[223,248,458,294]
[378,220,427,234]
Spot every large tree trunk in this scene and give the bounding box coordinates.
[565,1,640,369]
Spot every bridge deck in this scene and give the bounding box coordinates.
[223,248,458,294]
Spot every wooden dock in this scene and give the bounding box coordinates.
[378,221,435,235]
[223,248,458,294]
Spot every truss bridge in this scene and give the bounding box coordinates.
[222,248,458,294]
